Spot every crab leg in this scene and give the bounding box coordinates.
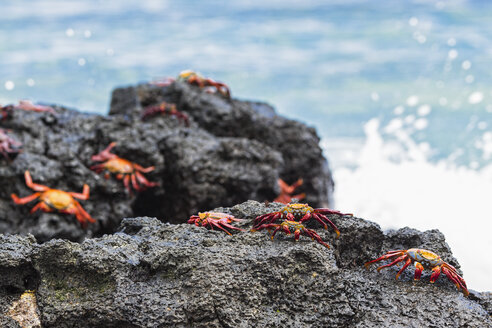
[131,174,142,192]
[316,208,353,217]
[217,220,244,232]
[123,175,131,194]
[395,258,412,279]
[90,163,106,173]
[429,266,441,283]
[11,192,41,204]
[134,164,155,173]
[303,228,330,248]
[315,213,341,238]
[252,213,270,227]
[91,142,118,161]
[210,220,243,235]
[30,201,52,214]
[376,255,407,272]
[442,265,468,295]
[24,171,49,192]
[65,202,96,228]
[135,171,158,187]
[364,251,405,269]
[251,223,278,233]
[269,225,283,239]
[173,111,190,126]
[413,262,424,280]
[254,213,281,228]
[69,184,90,200]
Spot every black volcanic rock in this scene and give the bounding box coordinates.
[1,81,335,241]
[110,81,334,207]
[0,201,489,327]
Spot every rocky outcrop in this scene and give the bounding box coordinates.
[110,82,334,208]
[0,81,331,241]
[0,201,489,327]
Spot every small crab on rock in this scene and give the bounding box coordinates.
[188,212,244,235]
[11,171,95,227]
[149,70,231,98]
[141,101,189,126]
[1,100,56,114]
[365,248,469,296]
[91,142,158,195]
[0,129,22,160]
[177,70,231,98]
[252,203,352,248]
[274,178,305,204]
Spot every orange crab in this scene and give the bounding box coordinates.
[274,178,305,204]
[177,70,231,98]
[141,101,189,126]
[91,142,158,194]
[11,171,95,227]
[365,248,469,296]
[188,212,244,235]
[149,70,231,98]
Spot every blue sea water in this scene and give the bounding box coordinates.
[1,0,491,291]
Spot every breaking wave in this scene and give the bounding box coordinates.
[332,118,492,292]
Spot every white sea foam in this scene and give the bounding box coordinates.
[330,119,492,292]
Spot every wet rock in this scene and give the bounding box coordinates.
[110,81,334,207]
[0,201,488,327]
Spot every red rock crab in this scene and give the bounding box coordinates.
[188,212,244,235]
[91,142,158,194]
[177,70,231,98]
[252,203,352,248]
[141,101,189,126]
[0,129,22,160]
[365,248,469,296]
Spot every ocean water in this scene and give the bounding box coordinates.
[0,0,491,291]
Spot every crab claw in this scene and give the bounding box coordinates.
[92,142,118,162]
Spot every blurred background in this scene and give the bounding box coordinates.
[0,0,490,291]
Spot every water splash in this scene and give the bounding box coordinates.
[333,119,492,292]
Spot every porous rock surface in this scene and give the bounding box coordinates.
[0,201,489,327]
[110,81,334,208]
[0,81,332,242]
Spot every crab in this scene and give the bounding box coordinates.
[149,70,231,98]
[91,142,158,194]
[188,212,244,235]
[177,70,231,98]
[0,105,13,120]
[141,101,189,126]
[364,248,469,296]
[0,100,56,119]
[0,129,22,160]
[11,171,95,227]
[252,220,331,248]
[274,178,305,204]
[253,203,352,237]
[16,100,56,113]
